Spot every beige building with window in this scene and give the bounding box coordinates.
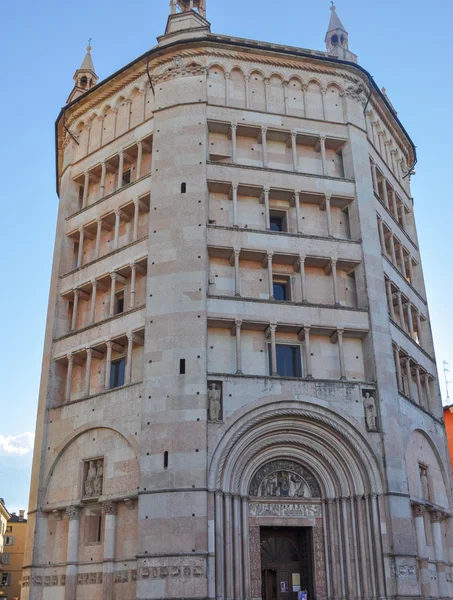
[0,499,11,598]
[23,2,453,600]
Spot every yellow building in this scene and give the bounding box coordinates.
[0,511,27,600]
[0,499,11,599]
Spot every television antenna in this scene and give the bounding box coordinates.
[443,361,452,402]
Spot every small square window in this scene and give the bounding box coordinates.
[110,357,125,389]
[6,526,12,533]
[269,210,287,232]
[273,276,291,301]
[122,169,131,186]
[269,344,302,378]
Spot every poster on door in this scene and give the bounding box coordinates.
[280,581,289,593]
[292,573,301,592]
[298,591,308,600]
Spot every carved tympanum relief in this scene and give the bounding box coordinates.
[249,460,321,499]
[84,458,104,498]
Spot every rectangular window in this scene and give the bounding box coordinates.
[110,357,125,389]
[2,552,10,564]
[85,514,102,544]
[273,276,291,301]
[6,526,12,533]
[122,169,131,186]
[78,185,84,207]
[1,572,10,585]
[179,359,186,375]
[4,536,14,546]
[269,345,302,378]
[115,291,124,315]
[269,210,287,233]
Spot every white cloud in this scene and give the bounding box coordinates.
[0,432,34,456]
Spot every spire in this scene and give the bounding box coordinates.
[325,3,358,63]
[160,0,210,43]
[67,43,99,104]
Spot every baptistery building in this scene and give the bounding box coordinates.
[23,2,453,600]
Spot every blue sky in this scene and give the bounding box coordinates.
[1,0,451,514]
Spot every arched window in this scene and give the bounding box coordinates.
[80,76,88,88]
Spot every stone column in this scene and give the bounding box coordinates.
[370,160,378,194]
[432,511,448,598]
[337,329,346,380]
[324,194,332,237]
[386,279,395,319]
[100,162,106,198]
[396,291,405,330]
[263,188,270,230]
[364,495,378,599]
[77,228,84,267]
[102,501,117,600]
[407,255,415,285]
[85,348,93,397]
[241,497,251,600]
[66,354,74,402]
[264,78,270,112]
[331,259,339,305]
[233,495,242,600]
[382,178,389,209]
[321,88,327,119]
[267,252,274,299]
[320,136,327,175]
[378,217,386,254]
[415,366,424,407]
[283,81,289,115]
[71,290,79,331]
[130,263,137,308]
[413,504,427,557]
[225,72,230,106]
[235,320,243,375]
[401,203,408,230]
[95,219,102,258]
[407,303,415,339]
[399,244,407,278]
[390,189,399,219]
[423,375,433,412]
[104,341,113,390]
[126,333,134,384]
[136,141,143,180]
[294,192,302,233]
[232,184,239,227]
[233,249,241,297]
[404,357,413,399]
[231,124,237,164]
[291,132,298,171]
[117,150,124,190]
[267,324,278,376]
[90,281,97,324]
[215,492,224,600]
[113,210,121,249]
[109,274,117,317]
[261,127,268,168]
[133,199,140,241]
[341,497,354,600]
[394,345,403,391]
[335,498,346,599]
[303,327,312,377]
[224,494,234,600]
[244,76,250,109]
[64,506,80,600]
[299,256,306,303]
[82,172,89,208]
[326,499,339,599]
[370,495,386,600]
[389,233,397,265]
[416,311,423,346]
[355,496,370,600]
[301,84,308,117]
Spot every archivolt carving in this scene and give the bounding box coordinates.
[208,401,383,496]
[249,459,321,498]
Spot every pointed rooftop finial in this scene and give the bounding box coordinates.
[66,43,99,104]
[325,3,358,63]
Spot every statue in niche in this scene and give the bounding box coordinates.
[93,460,104,496]
[208,382,222,421]
[420,466,429,500]
[363,391,378,432]
[84,459,103,497]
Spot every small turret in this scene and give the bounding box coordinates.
[170,0,206,18]
[325,3,357,63]
[67,44,99,104]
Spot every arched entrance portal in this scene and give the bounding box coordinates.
[208,400,386,600]
[249,460,323,600]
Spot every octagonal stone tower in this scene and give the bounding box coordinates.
[23,3,453,600]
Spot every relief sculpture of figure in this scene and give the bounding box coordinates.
[208,383,222,421]
[278,472,290,497]
[363,392,378,431]
[93,460,104,496]
[84,460,97,497]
